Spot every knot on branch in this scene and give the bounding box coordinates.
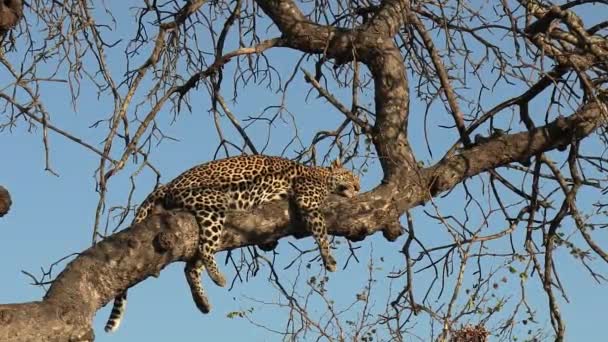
[0,310,12,325]
[552,115,572,151]
[59,304,84,326]
[68,328,95,342]
[0,186,12,217]
[554,115,569,132]
[258,240,278,251]
[382,221,403,242]
[325,31,355,66]
[154,231,177,252]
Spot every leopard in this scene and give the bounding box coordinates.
[104,154,360,332]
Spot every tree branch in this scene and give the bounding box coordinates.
[255,0,416,181]
[406,7,471,146]
[1,96,603,340]
[2,1,606,340]
[424,101,605,196]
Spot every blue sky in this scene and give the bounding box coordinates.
[1,1,607,341]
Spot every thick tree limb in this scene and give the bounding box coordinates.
[0,98,603,341]
[2,1,606,340]
[255,0,415,180]
[0,212,199,342]
[365,0,408,37]
[424,101,605,196]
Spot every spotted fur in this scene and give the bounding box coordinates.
[104,155,360,332]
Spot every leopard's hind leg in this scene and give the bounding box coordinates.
[185,259,211,313]
[293,182,337,272]
[175,188,228,288]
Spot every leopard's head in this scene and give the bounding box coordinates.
[328,160,360,198]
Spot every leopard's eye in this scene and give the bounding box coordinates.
[336,184,349,192]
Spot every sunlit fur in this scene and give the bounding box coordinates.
[104,155,360,333]
[328,166,360,198]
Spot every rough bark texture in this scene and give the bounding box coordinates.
[0,185,11,217]
[0,0,606,340]
[0,99,602,341]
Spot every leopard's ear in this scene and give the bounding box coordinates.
[330,159,342,169]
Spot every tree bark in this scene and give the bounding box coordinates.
[1,0,606,340]
[0,98,603,341]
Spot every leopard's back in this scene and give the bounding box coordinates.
[165,155,304,210]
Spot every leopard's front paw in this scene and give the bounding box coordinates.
[194,293,212,314]
[209,270,227,287]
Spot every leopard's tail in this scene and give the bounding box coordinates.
[104,186,166,333]
[104,291,127,333]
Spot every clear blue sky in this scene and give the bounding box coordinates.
[1,1,607,341]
